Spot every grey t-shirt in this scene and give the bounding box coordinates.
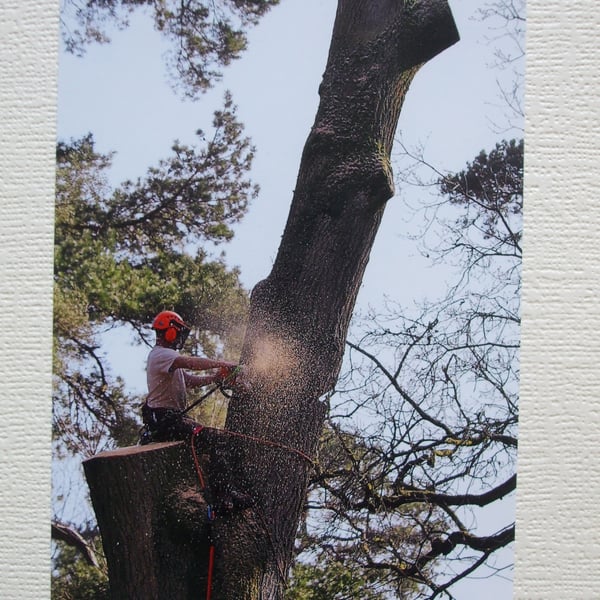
[146,345,187,410]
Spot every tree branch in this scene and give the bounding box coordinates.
[51,520,100,568]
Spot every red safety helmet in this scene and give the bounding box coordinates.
[152,310,190,348]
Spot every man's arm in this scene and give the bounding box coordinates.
[184,373,220,389]
[170,355,236,372]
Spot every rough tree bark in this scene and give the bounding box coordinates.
[215,2,459,597]
[85,1,459,598]
[84,441,210,599]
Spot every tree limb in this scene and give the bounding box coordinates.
[51,520,99,568]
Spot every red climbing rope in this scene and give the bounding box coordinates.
[206,545,215,600]
[188,424,315,600]
[220,427,315,465]
[190,426,214,600]
[190,425,206,490]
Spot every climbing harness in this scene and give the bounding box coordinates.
[138,366,242,445]
[141,363,315,598]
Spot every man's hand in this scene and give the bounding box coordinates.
[215,365,239,386]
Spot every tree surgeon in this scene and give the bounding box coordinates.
[142,310,251,512]
[141,310,237,442]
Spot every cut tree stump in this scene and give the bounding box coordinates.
[84,440,212,600]
[84,428,265,600]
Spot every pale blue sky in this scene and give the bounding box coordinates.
[57,0,517,305]
[58,0,520,389]
[56,1,521,595]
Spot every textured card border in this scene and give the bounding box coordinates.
[0,1,57,598]
[1,0,598,598]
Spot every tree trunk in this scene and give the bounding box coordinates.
[85,1,459,598]
[215,1,459,598]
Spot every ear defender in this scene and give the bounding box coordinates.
[164,326,178,343]
[152,311,189,346]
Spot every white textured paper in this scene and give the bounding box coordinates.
[0,1,57,598]
[515,0,600,597]
[0,0,598,598]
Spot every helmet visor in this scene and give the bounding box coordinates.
[176,325,190,349]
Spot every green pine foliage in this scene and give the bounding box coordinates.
[53,95,254,457]
[52,542,109,600]
[52,95,256,595]
[54,1,273,589]
[61,0,280,97]
[440,138,523,243]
